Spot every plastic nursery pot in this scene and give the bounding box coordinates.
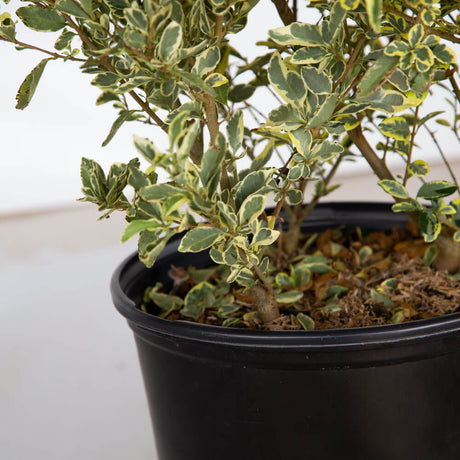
[111,203,460,460]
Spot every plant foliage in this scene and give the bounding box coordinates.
[3,0,460,325]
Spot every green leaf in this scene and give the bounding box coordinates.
[308,141,343,162]
[192,47,220,77]
[91,72,119,89]
[0,12,16,42]
[408,24,424,48]
[423,245,440,266]
[340,0,360,10]
[227,109,244,153]
[288,126,312,158]
[358,55,399,97]
[252,228,280,247]
[121,219,161,242]
[17,6,66,32]
[268,53,307,105]
[228,84,256,103]
[417,181,458,199]
[385,40,411,57]
[201,146,225,188]
[235,170,273,210]
[286,189,303,205]
[149,291,183,315]
[370,289,394,309]
[291,47,328,65]
[269,22,324,46]
[15,58,51,110]
[378,116,411,140]
[366,0,383,32]
[419,210,441,243]
[133,135,160,163]
[307,94,337,128]
[318,304,343,314]
[102,110,137,147]
[297,313,315,330]
[179,227,224,253]
[158,21,182,62]
[239,194,266,226]
[125,6,148,32]
[251,141,274,171]
[454,231,460,243]
[55,0,91,19]
[139,235,168,268]
[392,200,422,212]
[80,157,107,203]
[175,70,216,97]
[182,282,214,320]
[55,29,75,51]
[432,43,456,65]
[408,160,429,177]
[378,180,410,199]
[277,291,304,304]
[301,67,332,95]
[140,183,183,201]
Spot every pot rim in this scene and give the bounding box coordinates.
[111,202,460,351]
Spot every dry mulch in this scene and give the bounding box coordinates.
[150,225,460,331]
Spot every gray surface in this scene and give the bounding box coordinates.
[0,210,158,459]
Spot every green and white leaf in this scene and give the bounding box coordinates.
[269,22,324,47]
[179,227,225,253]
[277,291,304,304]
[238,194,266,226]
[158,21,182,62]
[227,109,244,153]
[15,58,52,110]
[181,282,214,320]
[252,228,280,247]
[378,116,411,140]
[17,6,66,32]
[121,219,161,242]
[378,180,410,199]
[359,55,399,97]
[417,181,458,199]
[297,313,315,330]
[301,67,332,95]
[268,53,307,105]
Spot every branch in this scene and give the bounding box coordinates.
[270,0,296,26]
[1,37,85,62]
[348,125,395,182]
[383,5,460,44]
[61,13,167,131]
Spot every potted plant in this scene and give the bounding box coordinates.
[3,0,460,458]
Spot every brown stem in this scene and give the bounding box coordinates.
[348,125,395,182]
[449,73,460,103]
[270,0,296,26]
[251,283,280,324]
[214,15,225,46]
[335,33,367,88]
[403,105,420,186]
[9,39,86,62]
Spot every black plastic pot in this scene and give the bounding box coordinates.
[111,203,460,460]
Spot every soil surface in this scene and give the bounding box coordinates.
[143,223,460,330]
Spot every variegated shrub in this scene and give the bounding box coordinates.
[2,0,460,324]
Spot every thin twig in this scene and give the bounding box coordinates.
[422,124,460,193]
[5,38,86,62]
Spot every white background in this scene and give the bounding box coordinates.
[1,1,458,214]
